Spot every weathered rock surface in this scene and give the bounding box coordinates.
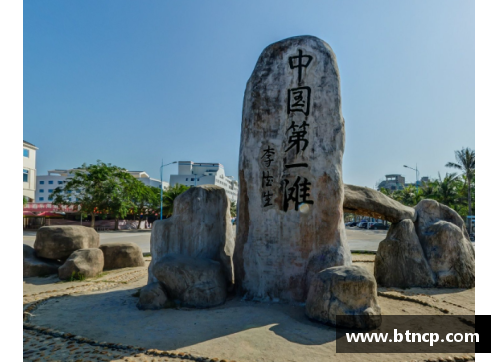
[420,221,475,288]
[344,184,416,222]
[58,248,104,280]
[415,199,470,239]
[34,226,100,260]
[374,220,435,288]
[235,35,351,303]
[137,282,169,310]
[306,265,381,329]
[153,254,227,308]
[99,243,145,270]
[149,185,234,284]
[415,200,475,288]
[23,244,61,277]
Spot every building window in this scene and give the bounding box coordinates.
[186,178,189,181]
[48,180,53,184]
[23,149,29,157]
[48,189,54,193]
[58,181,63,185]
[39,197,44,201]
[40,180,44,184]
[23,169,29,182]
[48,196,53,201]
[191,178,194,181]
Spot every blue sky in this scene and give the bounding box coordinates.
[23,0,474,187]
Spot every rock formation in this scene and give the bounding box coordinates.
[235,35,351,303]
[414,200,475,288]
[153,254,227,308]
[140,185,233,309]
[343,184,416,223]
[374,200,475,288]
[374,220,435,288]
[99,243,145,270]
[58,248,104,280]
[137,282,169,310]
[23,244,61,277]
[149,185,234,285]
[34,226,100,260]
[306,265,381,329]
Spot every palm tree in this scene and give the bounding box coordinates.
[432,172,460,207]
[446,148,475,230]
[162,184,190,218]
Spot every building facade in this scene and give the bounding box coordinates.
[377,174,430,191]
[23,141,38,202]
[377,174,406,191]
[35,169,169,203]
[127,171,169,190]
[169,161,238,202]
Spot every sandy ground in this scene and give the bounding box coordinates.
[24,255,475,362]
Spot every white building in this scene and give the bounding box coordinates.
[35,169,169,203]
[127,171,170,190]
[23,140,38,202]
[169,161,238,202]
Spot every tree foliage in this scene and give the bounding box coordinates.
[51,161,137,229]
[230,201,237,217]
[161,183,190,218]
[380,148,475,222]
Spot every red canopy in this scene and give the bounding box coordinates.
[23,211,36,216]
[37,212,64,218]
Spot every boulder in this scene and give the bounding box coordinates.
[23,244,60,277]
[306,265,381,329]
[34,226,100,260]
[235,35,351,303]
[58,248,104,280]
[415,200,475,288]
[344,184,416,223]
[137,282,169,310]
[420,221,475,288]
[374,220,435,288]
[415,199,470,239]
[99,243,145,270]
[149,185,234,284]
[153,254,227,308]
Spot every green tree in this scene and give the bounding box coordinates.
[128,180,160,228]
[431,172,461,207]
[51,161,134,229]
[106,172,138,230]
[23,196,28,207]
[161,184,190,218]
[392,185,422,206]
[446,147,475,231]
[230,201,237,217]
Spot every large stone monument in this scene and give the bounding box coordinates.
[235,35,351,303]
[139,185,235,309]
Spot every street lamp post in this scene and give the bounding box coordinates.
[160,160,177,220]
[403,164,419,193]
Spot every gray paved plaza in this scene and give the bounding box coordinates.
[23,226,391,253]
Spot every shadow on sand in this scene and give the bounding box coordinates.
[30,287,342,350]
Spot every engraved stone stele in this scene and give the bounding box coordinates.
[235,35,351,303]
